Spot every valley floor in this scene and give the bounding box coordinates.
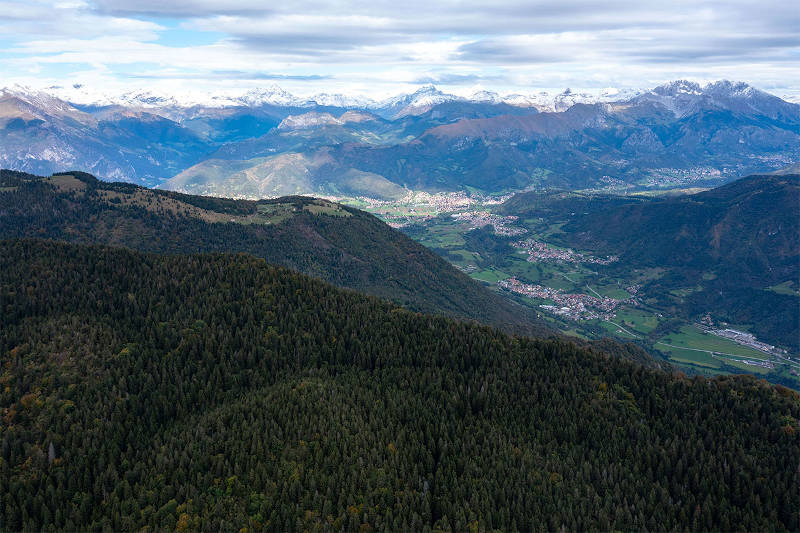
[342,191,800,389]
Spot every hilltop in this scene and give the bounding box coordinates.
[0,169,548,337]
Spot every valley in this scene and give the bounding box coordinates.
[338,180,800,388]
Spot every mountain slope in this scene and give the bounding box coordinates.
[162,81,800,197]
[0,170,547,336]
[2,239,798,531]
[563,174,799,285]
[0,88,215,186]
[500,174,800,350]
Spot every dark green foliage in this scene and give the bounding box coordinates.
[462,227,515,269]
[563,175,799,286]
[0,170,547,338]
[1,240,798,531]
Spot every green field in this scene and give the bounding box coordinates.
[615,307,660,334]
[594,319,641,340]
[655,325,774,374]
[303,201,352,217]
[470,269,510,283]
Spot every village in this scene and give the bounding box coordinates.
[450,211,528,236]
[513,238,618,265]
[498,277,625,321]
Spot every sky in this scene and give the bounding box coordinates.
[1,0,799,99]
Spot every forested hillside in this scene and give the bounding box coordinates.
[0,169,547,337]
[1,240,798,531]
[500,175,800,351]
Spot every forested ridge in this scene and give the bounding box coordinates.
[0,169,548,338]
[1,240,798,531]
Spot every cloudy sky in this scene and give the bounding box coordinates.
[1,0,799,98]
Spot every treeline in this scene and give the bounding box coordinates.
[1,240,798,531]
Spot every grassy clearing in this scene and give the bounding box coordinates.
[505,260,545,283]
[656,343,723,369]
[303,200,351,217]
[44,174,86,192]
[596,319,640,339]
[561,328,590,340]
[446,249,481,265]
[470,269,510,284]
[615,308,660,334]
[767,280,799,296]
[593,284,631,299]
[631,268,666,283]
[416,224,466,248]
[660,326,769,358]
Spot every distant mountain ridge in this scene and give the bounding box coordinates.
[1,80,798,193]
[21,79,782,117]
[36,82,639,115]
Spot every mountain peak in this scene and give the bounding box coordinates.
[239,85,298,106]
[414,84,440,93]
[651,80,703,97]
[704,80,757,97]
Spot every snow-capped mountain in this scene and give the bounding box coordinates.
[629,80,800,120]
[277,110,380,130]
[520,87,644,112]
[277,112,344,130]
[1,85,93,123]
[303,93,377,108]
[236,85,299,107]
[375,85,461,118]
[19,80,797,120]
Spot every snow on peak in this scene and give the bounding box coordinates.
[305,93,376,108]
[278,110,380,129]
[652,80,703,97]
[631,80,792,118]
[117,90,182,108]
[238,85,299,107]
[469,90,502,103]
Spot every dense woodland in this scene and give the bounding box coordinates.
[1,240,798,531]
[0,170,548,338]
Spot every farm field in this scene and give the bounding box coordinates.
[654,326,775,374]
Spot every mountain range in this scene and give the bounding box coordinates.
[42,82,636,115]
[2,81,798,195]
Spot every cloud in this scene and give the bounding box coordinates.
[413,72,504,85]
[0,0,797,96]
[129,70,332,81]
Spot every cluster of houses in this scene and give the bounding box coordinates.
[498,277,624,321]
[512,239,617,265]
